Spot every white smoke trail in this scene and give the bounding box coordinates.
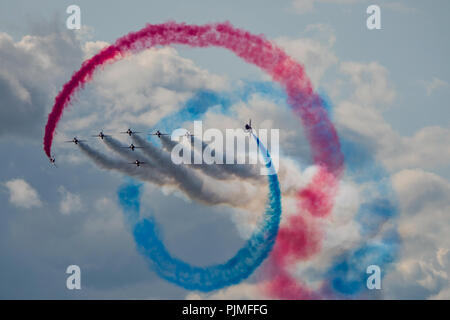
[103,136,156,166]
[158,135,230,180]
[132,134,251,207]
[160,135,261,180]
[78,142,169,185]
[191,136,261,179]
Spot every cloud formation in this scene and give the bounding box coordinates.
[0,29,83,139]
[383,169,450,299]
[3,178,42,209]
[58,186,83,215]
[333,61,450,171]
[422,77,449,96]
[275,24,338,87]
[291,0,360,14]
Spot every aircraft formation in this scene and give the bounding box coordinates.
[50,120,253,166]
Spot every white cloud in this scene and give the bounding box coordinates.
[291,0,361,14]
[83,40,109,60]
[84,197,127,235]
[0,29,83,139]
[336,103,450,171]
[58,186,83,215]
[291,0,416,15]
[275,24,338,87]
[422,77,449,96]
[333,61,450,171]
[383,169,450,299]
[291,0,418,16]
[383,2,417,14]
[3,178,42,209]
[74,25,96,43]
[340,61,396,109]
[57,47,229,145]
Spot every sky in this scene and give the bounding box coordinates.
[0,0,449,299]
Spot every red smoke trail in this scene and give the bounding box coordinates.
[299,167,338,218]
[44,22,343,172]
[271,214,322,267]
[264,167,339,299]
[43,22,344,297]
[264,269,321,300]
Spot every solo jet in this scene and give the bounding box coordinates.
[49,156,57,167]
[244,119,252,132]
[121,128,141,136]
[122,143,142,151]
[129,160,146,167]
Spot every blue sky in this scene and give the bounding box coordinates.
[0,0,449,299]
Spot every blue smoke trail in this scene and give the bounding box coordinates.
[117,81,399,295]
[328,230,399,296]
[118,134,281,291]
[117,180,143,226]
[156,89,231,132]
[170,82,400,296]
